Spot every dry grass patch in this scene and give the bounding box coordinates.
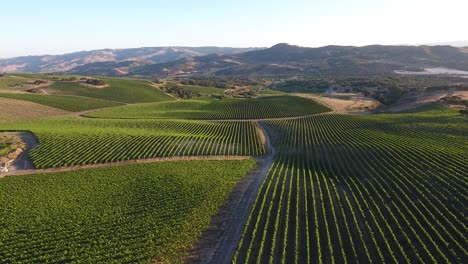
[294,93,380,112]
[0,97,70,122]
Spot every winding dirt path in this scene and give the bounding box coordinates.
[0,132,38,174]
[187,122,275,264]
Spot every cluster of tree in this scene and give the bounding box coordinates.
[50,76,78,81]
[163,86,201,99]
[224,87,259,98]
[271,79,330,92]
[84,78,106,86]
[361,87,405,105]
[271,76,468,105]
[33,80,47,85]
[173,77,261,89]
[439,96,468,106]
[25,88,43,94]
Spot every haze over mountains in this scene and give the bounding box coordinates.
[1,43,468,77]
[421,40,468,47]
[0,47,260,73]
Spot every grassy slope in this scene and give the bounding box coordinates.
[49,78,174,103]
[0,93,123,112]
[1,75,174,111]
[0,97,70,122]
[0,159,256,263]
[0,76,36,91]
[87,95,331,119]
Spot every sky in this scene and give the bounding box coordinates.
[1,0,467,58]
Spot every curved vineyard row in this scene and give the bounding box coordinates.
[86,96,331,120]
[0,118,264,168]
[235,108,467,263]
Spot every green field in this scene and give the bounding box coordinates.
[0,74,174,111]
[86,95,331,119]
[0,76,36,91]
[0,93,124,111]
[48,78,174,103]
[0,159,256,263]
[234,104,467,263]
[0,144,7,156]
[0,118,264,168]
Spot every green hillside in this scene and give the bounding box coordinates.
[86,95,331,119]
[48,78,174,103]
[0,93,123,111]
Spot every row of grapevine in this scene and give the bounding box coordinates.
[0,159,256,263]
[235,110,467,263]
[86,96,331,120]
[0,118,265,168]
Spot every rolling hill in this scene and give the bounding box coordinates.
[128,43,468,77]
[2,44,468,77]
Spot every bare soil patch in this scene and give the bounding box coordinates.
[294,93,380,113]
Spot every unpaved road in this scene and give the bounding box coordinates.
[0,132,38,173]
[12,132,38,170]
[1,125,277,264]
[187,122,275,264]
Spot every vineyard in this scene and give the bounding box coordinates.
[86,95,331,119]
[234,105,467,263]
[48,78,174,103]
[0,93,123,111]
[0,159,256,263]
[1,74,466,264]
[0,118,264,168]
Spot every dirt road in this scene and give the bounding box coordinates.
[187,122,275,264]
[0,132,38,174]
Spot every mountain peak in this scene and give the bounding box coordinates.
[270,43,298,49]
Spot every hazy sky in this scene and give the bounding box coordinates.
[1,0,466,58]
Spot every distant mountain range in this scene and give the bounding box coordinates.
[422,41,468,48]
[0,47,260,73]
[1,44,468,77]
